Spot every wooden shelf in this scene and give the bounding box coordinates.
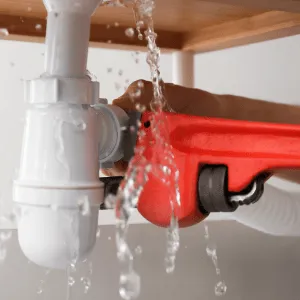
[1,0,300,52]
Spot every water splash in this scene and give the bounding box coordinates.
[203,223,227,296]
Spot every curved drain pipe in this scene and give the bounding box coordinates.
[231,182,300,236]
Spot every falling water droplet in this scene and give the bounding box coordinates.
[96,227,101,238]
[215,281,227,296]
[106,24,111,29]
[0,28,9,37]
[37,287,43,295]
[115,82,122,91]
[114,22,120,27]
[108,236,112,241]
[129,88,141,99]
[27,7,32,12]
[70,261,76,273]
[125,28,135,38]
[80,277,91,294]
[118,69,123,76]
[206,246,221,275]
[136,20,144,41]
[68,276,75,287]
[107,67,113,73]
[135,103,146,112]
[107,40,112,44]
[165,257,175,274]
[119,271,141,300]
[204,223,209,240]
[105,194,116,209]
[134,246,142,255]
[137,80,144,89]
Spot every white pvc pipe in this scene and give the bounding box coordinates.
[45,12,90,77]
[14,0,104,270]
[172,51,195,88]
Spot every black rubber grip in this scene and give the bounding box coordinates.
[100,177,123,197]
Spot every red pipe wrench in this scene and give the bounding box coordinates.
[102,111,300,228]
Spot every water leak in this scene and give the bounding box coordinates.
[102,1,181,299]
[37,269,51,296]
[164,213,180,274]
[203,223,227,297]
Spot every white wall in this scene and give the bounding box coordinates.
[195,34,300,105]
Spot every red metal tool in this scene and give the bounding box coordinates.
[136,111,300,228]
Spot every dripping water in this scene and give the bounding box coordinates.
[204,223,227,297]
[37,269,51,295]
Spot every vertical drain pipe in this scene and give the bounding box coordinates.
[13,0,105,269]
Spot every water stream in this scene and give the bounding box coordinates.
[102,1,182,299]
